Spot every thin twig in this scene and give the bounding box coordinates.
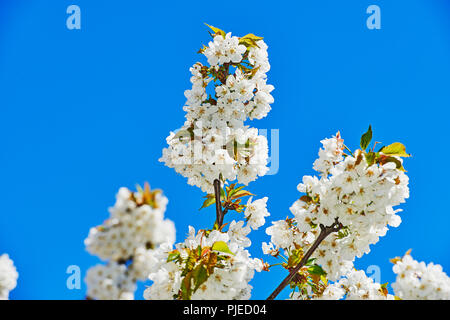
[343,144,354,157]
[222,205,232,216]
[266,219,343,300]
[213,179,224,228]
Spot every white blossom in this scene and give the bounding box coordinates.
[0,254,18,300]
[311,270,394,300]
[227,220,251,248]
[144,226,263,300]
[264,132,410,282]
[313,132,344,177]
[392,253,450,300]
[160,30,274,193]
[85,186,175,262]
[85,263,136,300]
[85,185,175,299]
[244,197,270,230]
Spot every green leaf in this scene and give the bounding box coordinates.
[225,183,236,195]
[308,265,327,276]
[360,125,372,150]
[204,23,226,38]
[182,250,197,277]
[211,241,234,255]
[365,151,377,166]
[337,228,350,239]
[230,189,254,200]
[180,271,193,300]
[197,44,208,54]
[241,33,264,41]
[379,142,411,157]
[199,195,215,210]
[305,258,316,266]
[379,282,389,296]
[378,155,405,171]
[135,184,143,194]
[193,265,209,292]
[239,34,263,48]
[287,248,303,267]
[167,251,181,262]
[227,185,244,198]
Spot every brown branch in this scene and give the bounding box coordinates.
[213,179,224,228]
[266,219,343,300]
[222,205,232,216]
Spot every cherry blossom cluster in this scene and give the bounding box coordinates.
[147,26,274,301]
[144,220,266,300]
[85,262,135,300]
[312,269,394,300]
[160,25,274,193]
[244,196,270,230]
[263,128,410,298]
[391,252,450,300]
[0,254,18,300]
[84,184,175,300]
[144,194,270,300]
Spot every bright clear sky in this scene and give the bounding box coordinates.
[1,0,449,299]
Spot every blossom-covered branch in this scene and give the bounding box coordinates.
[78,25,450,301]
[159,24,274,193]
[146,24,274,300]
[264,127,410,299]
[267,220,343,300]
[391,251,450,299]
[84,183,175,299]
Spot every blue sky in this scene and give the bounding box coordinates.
[1,0,449,299]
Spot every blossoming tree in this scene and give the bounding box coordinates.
[79,25,450,300]
[263,127,411,299]
[144,24,274,300]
